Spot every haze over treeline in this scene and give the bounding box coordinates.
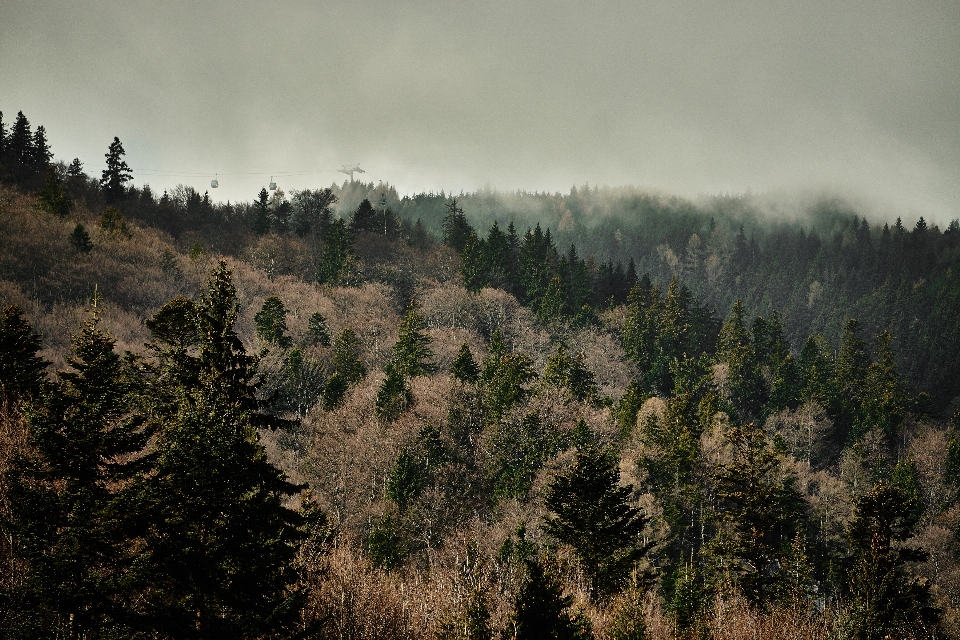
[3,1,959,221]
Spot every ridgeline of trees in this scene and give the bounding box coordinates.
[2,106,960,639]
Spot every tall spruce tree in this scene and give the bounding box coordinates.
[130,262,305,637]
[6,312,149,637]
[544,443,651,598]
[100,137,133,204]
[0,304,47,403]
[509,554,592,640]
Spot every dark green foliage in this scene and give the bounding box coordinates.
[306,311,331,346]
[129,262,305,636]
[392,302,436,378]
[98,205,130,237]
[664,563,709,633]
[543,344,600,405]
[479,330,536,423]
[331,327,366,384]
[718,300,767,423]
[253,187,271,235]
[607,576,650,640]
[6,313,148,637]
[145,296,201,349]
[509,554,592,640]
[254,296,293,348]
[375,361,413,420]
[614,379,647,440]
[290,187,336,237]
[35,165,71,217]
[544,444,651,599]
[350,197,379,232]
[709,424,806,606]
[0,304,47,403]
[316,218,358,286]
[100,136,132,203]
[366,514,408,571]
[386,448,427,513]
[321,371,349,410]
[451,342,480,383]
[442,198,474,252]
[487,412,560,500]
[69,223,93,252]
[857,330,909,439]
[845,481,938,639]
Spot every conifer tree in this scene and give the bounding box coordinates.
[8,111,35,187]
[306,311,331,346]
[0,304,47,403]
[70,223,94,253]
[544,444,651,598]
[254,296,293,348]
[391,301,436,378]
[36,165,72,217]
[350,197,378,232]
[131,262,305,636]
[845,481,937,639]
[316,218,357,286]
[442,198,474,252]
[331,327,366,384]
[100,137,132,203]
[509,555,591,640]
[31,125,52,178]
[451,342,480,383]
[253,187,271,235]
[6,312,149,637]
[857,330,908,438]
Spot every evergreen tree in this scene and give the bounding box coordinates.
[442,198,474,252]
[375,361,413,421]
[31,125,52,178]
[391,302,436,378]
[709,424,806,606]
[254,296,293,348]
[0,304,47,403]
[7,111,35,187]
[331,327,366,384]
[252,187,271,235]
[509,555,591,640]
[543,344,599,405]
[544,444,651,598]
[857,330,908,439]
[451,342,480,383]
[36,165,72,217]
[306,311,331,346]
[6,312,149,637]
[350,198,378,232]
[70,223,94,253]
[131,262,305,636]
[100,137,133,203]
[845,481,937,639]
[316,218,358,286]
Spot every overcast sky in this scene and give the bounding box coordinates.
[3,0,959,222]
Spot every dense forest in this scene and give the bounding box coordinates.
[2,108,960,639]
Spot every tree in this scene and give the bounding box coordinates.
[544,444,651,598]
[306,311,331,346]
[290,188,336,237]
[316,218,358,286]
[32,125,52,177]
[350,198,378,233]
[130,262,305,636]
[6,312,149,637]
[391,302,436,378]
[70,223,94,252]
[0,305,47,404]
[543,344,599,405]
[253,188,271,235]
[36,165,72,217]
[509,554,592,640]
[7,111,35,187]
[451,342,480,383]
[709,424,806,606]
[442,198,474,252]
[375,361,413,421]
[331,327,366,385]
[254,296,293,348]
[100,137,133,203]
[845,481,938,639]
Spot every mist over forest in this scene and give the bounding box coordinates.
[2,108,960,640]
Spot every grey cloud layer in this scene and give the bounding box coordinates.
[2,0,958,221]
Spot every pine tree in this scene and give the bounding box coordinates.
[100,136,133,203]
[70,223,94,252]
[845,481,938,639]
[442,198,474,252]
[375,361,413,420]
[509,554,591,640]
[451,342,480,383]
[331,327,366,384]
[0,304,47,404]
[8,111,35,187]
[254,296,293,348]
[316,218,357,286]
[350,197,378,232]
[392,301,436,378]
[31,125,52,178]
[306,311,331,346]
[6,312,149,637]
[253,187,271,235]
[36,165,72,217]
[544,444,651,598]
[131,262,305,636]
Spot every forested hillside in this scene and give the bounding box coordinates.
[2,110,960,639]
